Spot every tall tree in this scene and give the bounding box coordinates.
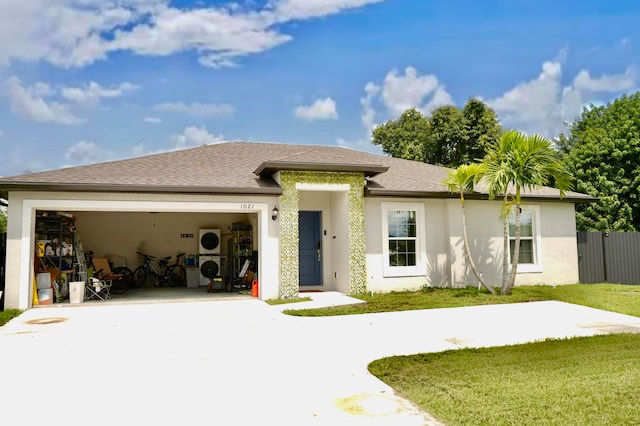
[430,105,466,166]
[463,98,502,163]
[442,164,496,294]
[371,99,501,167]
[482,131,572,295]
[371,108,429,162]
[560,93,640,231]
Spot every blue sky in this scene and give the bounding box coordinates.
[0,0,638,176]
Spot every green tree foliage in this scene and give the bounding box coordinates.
[482,131,571,295]
[371,108,429,162]
[560,93,640,231]
[371,99,501,167]
[0,206,6,234]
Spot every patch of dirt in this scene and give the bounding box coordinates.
[24,317,68,325]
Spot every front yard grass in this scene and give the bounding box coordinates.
[283,284,640,317]
[0,309,22,326]
[369,333,640,425]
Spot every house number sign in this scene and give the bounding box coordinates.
[240,203,254,210]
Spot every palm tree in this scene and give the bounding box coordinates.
[442,164,496,295]
[482,130,572,295]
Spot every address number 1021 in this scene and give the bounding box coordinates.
[240,203,254,210]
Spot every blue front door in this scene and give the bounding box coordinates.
[299,211,322,286]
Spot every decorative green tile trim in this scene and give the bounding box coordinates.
[278,171,367,298]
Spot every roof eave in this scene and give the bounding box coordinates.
[366,188,597,203]
[254,161,389,177]
[0,183,283,197]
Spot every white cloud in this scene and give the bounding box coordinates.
[266,0,386,22]
[61,81,138,105]
[358,66,453,137]
[0,0,385,69]
[143,117,162,124]
[64,141,111,165]
[423,86,454,113]
[360,82,380,136]
[486,61,638,137]
[381,67,447,115]
[572,67,636,92]
[171,126,224,149]
[155,102,235,117]
[5,76,84,125]
[294,97,338,120]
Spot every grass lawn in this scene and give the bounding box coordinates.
[283,284,640,317]
[0,309,22,326]
[369,333,640,425]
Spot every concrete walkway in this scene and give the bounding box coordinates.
[1,296,640,425]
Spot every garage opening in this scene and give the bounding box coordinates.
[34,210,259,305]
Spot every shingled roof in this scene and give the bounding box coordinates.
[0,141,594,202]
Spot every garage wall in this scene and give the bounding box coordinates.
[4,191,279,309]
[74,211,255,271]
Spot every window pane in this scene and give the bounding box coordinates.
[389,241,398,254]
[510,240,534,264]
[388,210,416,238]
[508,211,533,237]
[408,253,416,266]
[397,253,407,266]
[520,213,532,237]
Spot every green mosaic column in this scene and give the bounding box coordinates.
[347,177,367,294]
[278,171,367,298]
[279,172,300,299]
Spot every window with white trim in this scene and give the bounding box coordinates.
[508,206,542,273]
[382,203,425,277]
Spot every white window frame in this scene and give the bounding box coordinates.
[381,202,426,277]
[508,205,542,273]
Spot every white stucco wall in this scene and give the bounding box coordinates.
[365,197,580,293]
[4,191,281,309]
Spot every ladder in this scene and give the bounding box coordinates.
[74,231,88,282]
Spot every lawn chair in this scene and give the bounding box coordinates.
[91,257,125,294]
[85,276,112,301]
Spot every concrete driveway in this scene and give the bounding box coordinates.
[2,295,640,426]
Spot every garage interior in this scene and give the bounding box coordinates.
[33,209,259,305]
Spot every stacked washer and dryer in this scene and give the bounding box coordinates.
[198,229,221,286]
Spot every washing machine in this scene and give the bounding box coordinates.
[199,255,221,286]
[199,229,221,254]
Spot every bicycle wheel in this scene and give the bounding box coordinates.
[167,264,186,287]
[112,266,133,293]
[132,265,147,288]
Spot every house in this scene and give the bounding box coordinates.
[0,142,593,309]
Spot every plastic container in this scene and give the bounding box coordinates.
[37,288,53,305]
[69,281,85,304]
[36,272,51,289]
[251,280,259,297]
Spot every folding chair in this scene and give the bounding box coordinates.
[91,257,124,294]
[85,276,112,301]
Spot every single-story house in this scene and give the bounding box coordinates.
[0,141,593,309]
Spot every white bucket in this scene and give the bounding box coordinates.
[69,281,85,304]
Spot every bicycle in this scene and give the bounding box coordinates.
[132,252,186,288]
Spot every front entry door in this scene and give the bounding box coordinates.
[299,211,322,286]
